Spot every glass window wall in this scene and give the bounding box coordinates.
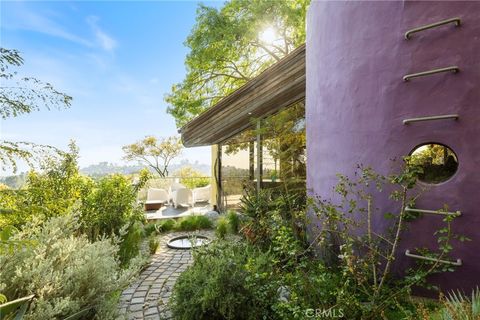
[218,101,306,210]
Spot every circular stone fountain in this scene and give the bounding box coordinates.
[167,235,210,250]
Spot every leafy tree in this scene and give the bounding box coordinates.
[0,48,72,119]
[122,136,182,178]
[165,0,309,127]
[0,48,72,172]
[0,142,92,228]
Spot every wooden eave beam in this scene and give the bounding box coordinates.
[180,44,306,147]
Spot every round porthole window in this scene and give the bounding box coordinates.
[409,143,458,184]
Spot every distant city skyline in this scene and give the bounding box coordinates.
[0,0,223,175]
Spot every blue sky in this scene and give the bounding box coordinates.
[0,0,223,174]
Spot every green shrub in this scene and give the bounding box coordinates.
[144,219,176,237]
[171,240,278,320]
[240,188,307,249]
[309,164,467,318]
[173,163,468,319]
[0,214,143,320]
[171,237,349,320]
[149,236,160,254]
[226,162,465,318]
[144,222,158,237]
[174,215,213,231]
[79,173,147,266]
[80,174,145,239]
[159,218,176,232]
[0,146,149,266]
[215,212,240,239]
[215,217,228,239]
[118,221,145,266]
[225,211,240,233]
[174,167,210,189]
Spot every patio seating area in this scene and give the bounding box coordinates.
[143,184,213,221]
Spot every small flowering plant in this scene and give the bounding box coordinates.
[310,159,469,317]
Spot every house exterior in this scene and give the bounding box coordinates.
[180,1,480,293]
[180,45,306,210]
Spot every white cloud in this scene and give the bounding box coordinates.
[1,4,117,52]
[2,4,93,47]
[86,16,117,52]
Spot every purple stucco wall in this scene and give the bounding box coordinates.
[306,1,480,293]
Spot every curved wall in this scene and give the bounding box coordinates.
[306,1,480,292]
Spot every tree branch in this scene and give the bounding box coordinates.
[251,41,282,61]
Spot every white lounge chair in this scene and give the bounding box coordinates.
[169,182,186,203]
[145,188,169,210]
[172,187,193,208]
[192,184,211,204]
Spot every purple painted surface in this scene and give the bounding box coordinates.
[306,1,480,293]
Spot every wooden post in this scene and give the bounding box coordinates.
[249,141,255,181]
[256,120,262,192]
[211,144,222,211]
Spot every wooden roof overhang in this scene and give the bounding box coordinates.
[179,44,305,147]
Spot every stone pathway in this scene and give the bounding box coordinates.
[118,230,214,320]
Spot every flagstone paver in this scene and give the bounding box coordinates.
[118,230,214,320]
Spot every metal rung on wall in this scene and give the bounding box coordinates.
[403,66,459,81]
[405,206,461,217]
[405,17,461,40]
[405,250,462,266]
[403,114,458,125]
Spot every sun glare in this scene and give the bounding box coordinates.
[259,26,277,44]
